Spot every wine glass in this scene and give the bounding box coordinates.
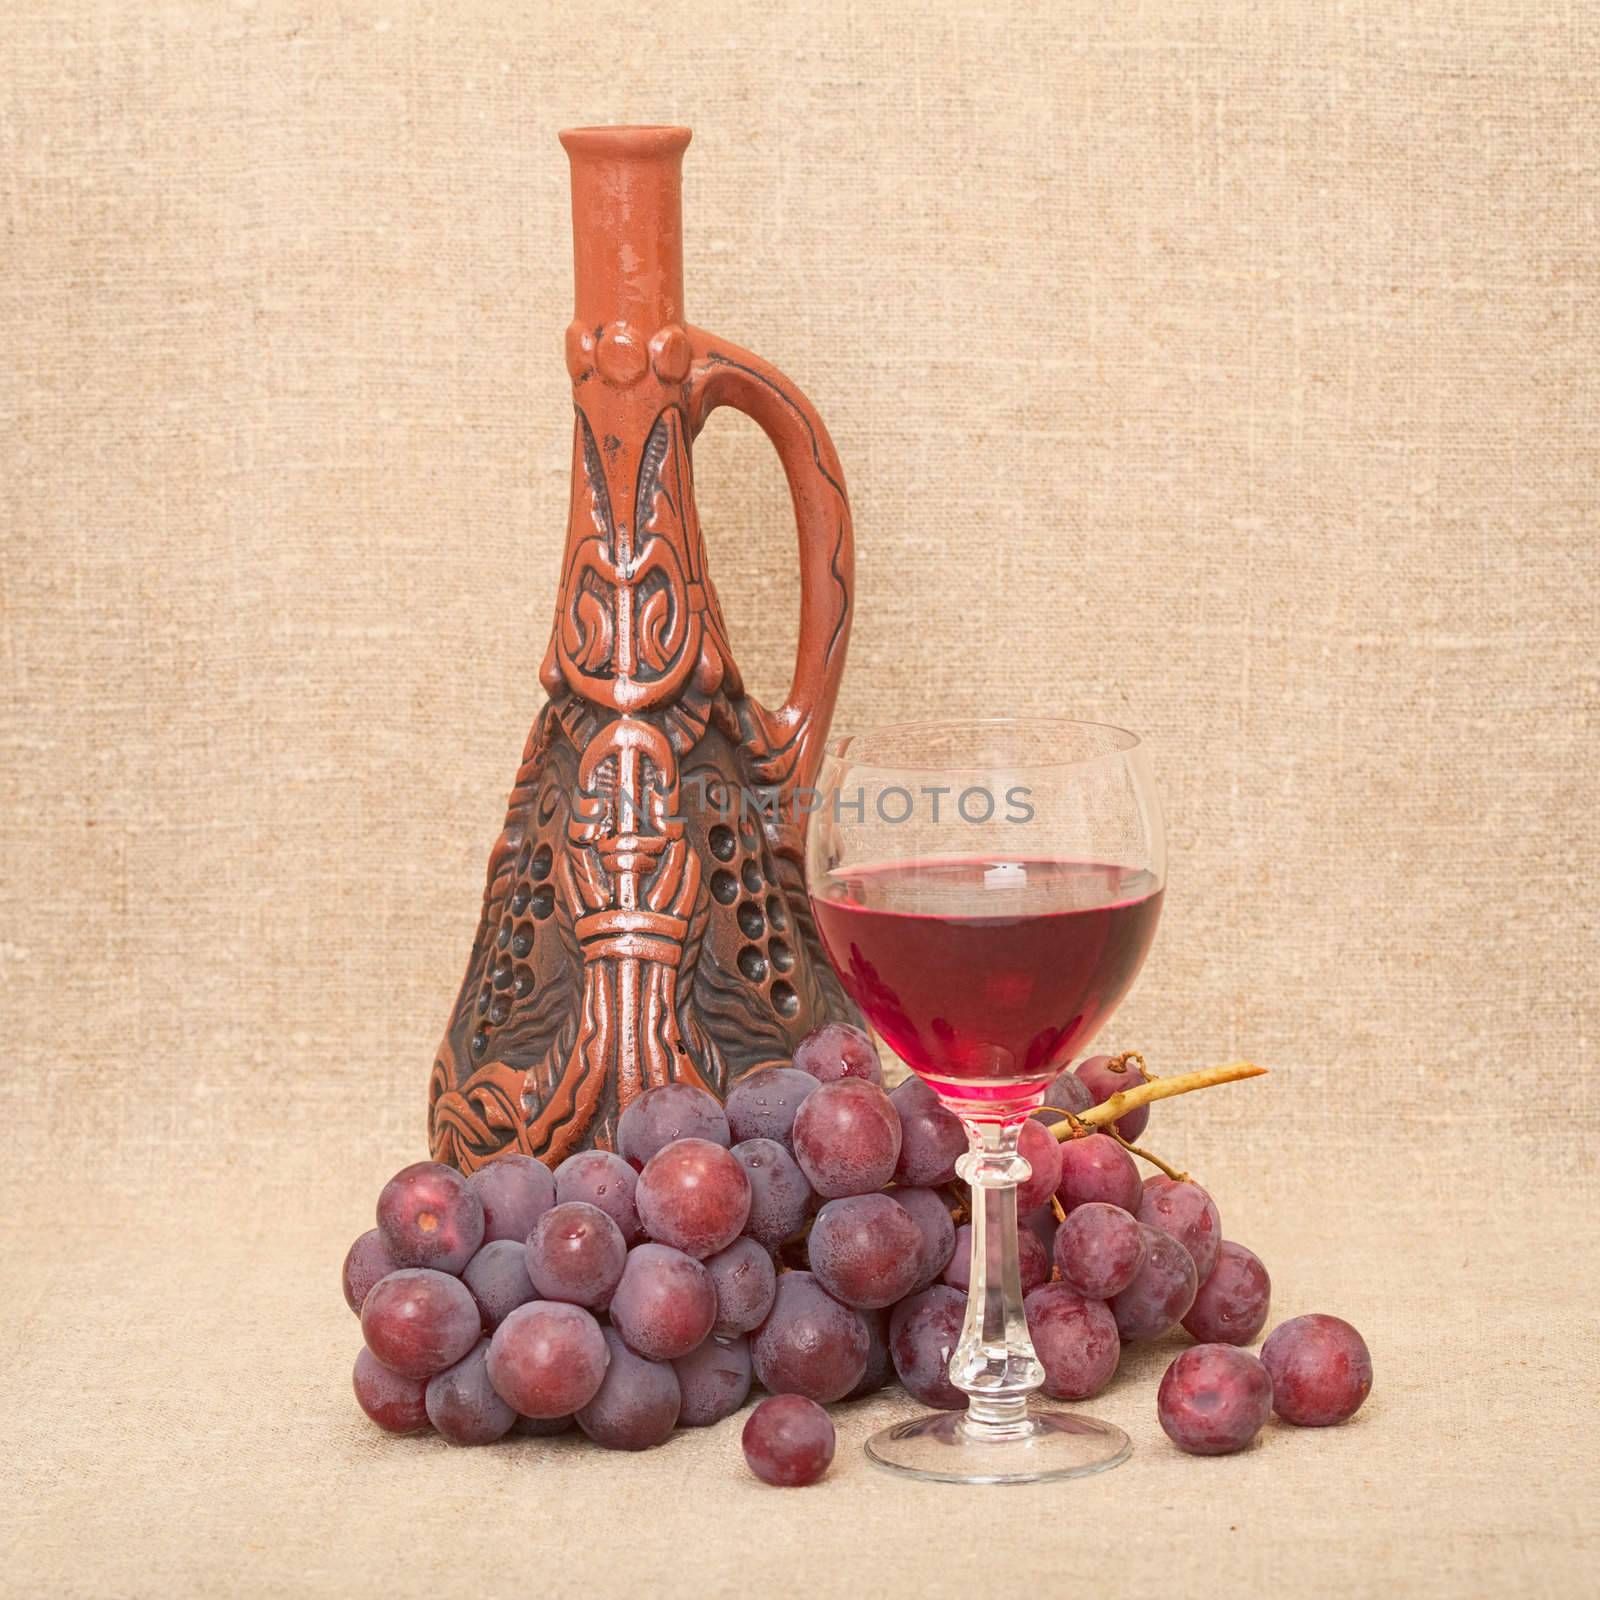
[804,717,1165,1484]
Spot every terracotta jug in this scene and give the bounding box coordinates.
[428,126,858,1172]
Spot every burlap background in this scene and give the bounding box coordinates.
[3,1,1595,1595]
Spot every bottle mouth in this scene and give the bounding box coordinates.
[559,126,692,160]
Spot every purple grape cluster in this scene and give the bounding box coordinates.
[346,1026,963,1460]
[344,1031,1372,1477]
[1043,1084,1372,1449]
[345,1141,744,1447]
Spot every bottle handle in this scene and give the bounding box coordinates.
[684,328,854,798]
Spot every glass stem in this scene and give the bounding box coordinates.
[950,1117,1046,1439]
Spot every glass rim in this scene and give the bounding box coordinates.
[820,716,1144,776]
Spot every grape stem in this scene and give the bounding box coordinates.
[1108,1130,1190,1183]
[1052,1060,1266,1143]
[1105,1050,1151,1080]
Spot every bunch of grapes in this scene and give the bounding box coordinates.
[343,1032,1371,1481]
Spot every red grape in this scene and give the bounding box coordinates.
[1020,1203,1058,1260]
[425,1337,518,1445]
[791,1078,902,1198]
[844,1309,894,1399]
[575,1326,681,1450]
[485,1300,609,1417]
[1054,1201,1146,1300]
[705,1236,778,1336]
[1138,1176,1221,1282]
[636,1137,752,1258]
[467,1154,556,1245]
[1075,1053,1151,1141]
[751,1271,869,1403]
[554,1149,643,1245]
[808,1192,925,1309]
[616,1082,730,1168]
[891,1186,958,1290]
[1157,1344,1273,1455]
[1055,1133,1142,1215]
[1183,1241,1271,1346]
[524,1201,627,1309]
[343,1228,399,1315]
[673,1335,753,1426]
[942,1221,1050,1295]
[1016,1117,1063,1213]
[940,1227,969,1291]
[607,1242,717,1361]
[888,1284,966,1409]
[1260,1314,1372,1426]
[742,1394,836,1486]
[730,1136,814,1250]
[461,1238,538,1331]
[377,1162,485,1275]
[890,1076,966,1187]
[352,1347,429,1434]
[1109,1223,1199,1342]
[1024,1283,1121,1400]
[360,1268,482,1379]
[724,1066,819,1147]
[793,1021,881,1085]
[1016,1225,1053,1291]
[1032,1067,1094,1125]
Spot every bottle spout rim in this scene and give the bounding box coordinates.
[559,126,692,159]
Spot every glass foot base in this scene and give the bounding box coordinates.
[865,1407,1131,1485]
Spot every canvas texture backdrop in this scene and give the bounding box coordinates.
[2,1,1595,1595]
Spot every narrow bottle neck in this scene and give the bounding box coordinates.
[561,127,689,335]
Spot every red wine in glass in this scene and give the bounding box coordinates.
[812,856,1162,1106]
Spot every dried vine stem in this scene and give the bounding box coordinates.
[1108,1129,1190,1182]
[1053,1060,1266,1143]
[1104,1050,1150,1080]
